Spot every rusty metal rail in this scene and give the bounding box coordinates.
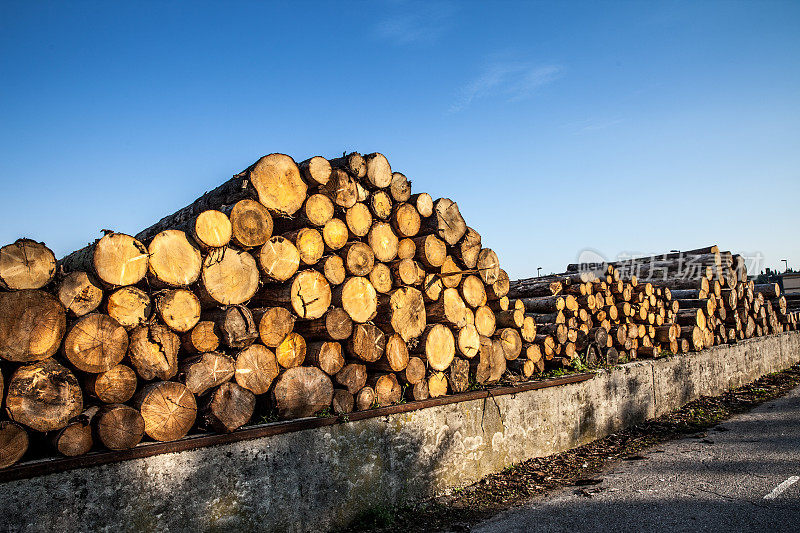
[0,372,594,484]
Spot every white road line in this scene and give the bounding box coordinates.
[764,476,800,500]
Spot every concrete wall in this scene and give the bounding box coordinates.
[2,332,798,533]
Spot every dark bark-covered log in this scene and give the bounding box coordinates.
[0,290,66,362]
[6,358,83,432]
[134,381,197,442]
[273,366,333,418]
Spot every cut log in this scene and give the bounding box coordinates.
[342,242,375,277]
[156,288,201,333]
[332,388,355,414]
[199,247,260,306]
[306,341,345,375]
[293,307,351,341]
[0,421,29,468]
[134,381,197,442]
[258,236,300,282]
[422,273,443,302]
[440,256,463,289]
[95,404,145,450]
[417,324,455,371]
[474,305,497,337]
[6,358,83,432]
[224,198,273,248]
[297,193,334,228]
[205,304,259,348]
[202,381,255,433]
[368,221,399,263]
[106,286,152,328]
[0,290,66,362]
[427,287,468,327]
[330,152,366,178]
[180,352,235,395]
[50,414,93,457]
[391,202,421,238]
[497,328,523,360]
[369,262,393,293]
[128,324,180,380]
[0,239,56,290]
[476,248,500,285]
[391,258,421,286]
[448,357,470,393]
[63,313,128,373]
[488,269,510,300]
[423,198,466,245]
[258,270,331,320]
[322,219,349,252]
[334,276,377,323]
[62,232,149,288]
[283,228,324,266]
[456,324,481,358]
[369,189,393,220]
[368,373,402,405]
[345,202,373,237]
[84,364,137,404]
[146,230,203,288]
[381,286,426,341]
[390,172,411,202]
[292,158,333,188]
[460,275,487,308]
[355,385,376,410]
[234,344,279,395]
[276,332,307,369]
[520,296,565,313]
[323,254,347,286]
[428,372,448,398]
[363,152,392,188]
[181,320,221,353]
[273,366,333,418]
[348,323,386,363]
[397,238,416,260]
[383,333,410,371]
[57,271,103,317]
[409,192,434,218]
[319,168,358,208]
[335,363,368,394]
[412,234,446,269]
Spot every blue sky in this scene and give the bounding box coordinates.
[1,1,798,278]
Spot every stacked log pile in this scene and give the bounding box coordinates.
[0,151,537,467]
[0,151,796,469]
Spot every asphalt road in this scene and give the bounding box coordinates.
[470,385,800,533]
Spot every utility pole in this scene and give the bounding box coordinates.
[537,267,542,278]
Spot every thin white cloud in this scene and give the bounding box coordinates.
[374,1,457,45]
[450,63,563,112]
